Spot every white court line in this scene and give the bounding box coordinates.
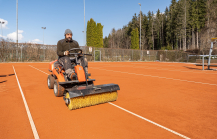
[29,65,49,75]
[91,67,217,86]
[12,66,40,139]
[109,103,190,139]
[96,65,217,75]
[29,64,190,139]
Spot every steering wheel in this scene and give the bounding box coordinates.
[68,48,83,56]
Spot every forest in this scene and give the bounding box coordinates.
[103,0,217,51]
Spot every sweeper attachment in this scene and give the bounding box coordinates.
[47,48,120,110]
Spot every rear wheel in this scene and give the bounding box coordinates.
[47,75,55,89]
[54,80,65,97]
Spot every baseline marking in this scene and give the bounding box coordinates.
[29,65,190,139]
[91,67,217,86]
[12,66,40,139]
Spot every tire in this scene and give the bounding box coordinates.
[53,80,65,97]
[47,75,55,89]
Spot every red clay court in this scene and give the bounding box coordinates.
[0,62,217,139]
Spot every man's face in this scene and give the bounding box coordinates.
[65,33,72,40]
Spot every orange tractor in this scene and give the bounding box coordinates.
[47,48,120,110]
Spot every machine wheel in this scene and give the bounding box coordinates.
[53,80,65,97]
[47,75,55,89]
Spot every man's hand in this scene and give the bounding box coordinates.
[64,51,69,55]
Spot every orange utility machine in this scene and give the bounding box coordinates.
[47,48,120,110]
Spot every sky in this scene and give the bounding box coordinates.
[0,0,172,46]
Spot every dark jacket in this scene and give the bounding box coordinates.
[57,38,79,57]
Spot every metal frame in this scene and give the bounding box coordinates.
[94,50,101,62]
[189,38,217,70]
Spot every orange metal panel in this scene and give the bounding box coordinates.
[52,68,65,82]
[74,65,86,82]
[49,60,57,71]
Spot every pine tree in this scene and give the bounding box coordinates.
[156,9,162,49]
[191,0,207,49]
[146,11,153,50]
[96,23,103,48]
[165,7,171,48]
[86,18,97,47]
[131,28,139,49]
[169,0,178,49]
[142,13,149,49]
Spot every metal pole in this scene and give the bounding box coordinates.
[202,55,204,70]
[0,22,4,37]
[94,50,95,61]
[43,29,44,61]
[208,41,213,69]
[21,44,22,62]
[138,3,141,60]
[140,5,141,51]
[42,27,46,61]
[84,0,86,46]
[16,0,18,61]
[0,22,1,37]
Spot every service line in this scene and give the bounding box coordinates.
[29,65,190,139]
[12,65,40,139]
[91,67,217,86]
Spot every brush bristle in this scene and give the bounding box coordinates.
[66,92,118,110]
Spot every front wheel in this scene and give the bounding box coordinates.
[47,75,55,89]
[53,80,65,97]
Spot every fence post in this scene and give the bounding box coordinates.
[100,50,101,61]
[132,50,133,61]
[94,50,95,62]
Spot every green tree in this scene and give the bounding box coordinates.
[147,11,154,50]
[96,23,103,48]
[103,36,109,48]
[131,28,139,49]
[191,0,206,49]
[142,13,149,49]
[156,9,162,50]
[165,7,171,48]
[86,18,97,47]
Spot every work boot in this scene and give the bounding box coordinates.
[68,72,75,80]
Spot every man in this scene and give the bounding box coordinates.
[57,29,88,80]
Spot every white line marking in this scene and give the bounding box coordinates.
[95,65,217,75]
[12,66,40,139]
[30,64,190,139]
[91,67,217,86]
[29,65,49,75]
[109,102,190,139]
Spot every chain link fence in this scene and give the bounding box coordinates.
[0,41,57,62]
[83,47,196,63]
[1,41,216,63]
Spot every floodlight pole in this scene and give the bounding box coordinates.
[42,27,46,61]
[0,21,5,37]
[84,0,86,46]
[138,3,141,60]
[16,0,18,61]
[138,3,141,50]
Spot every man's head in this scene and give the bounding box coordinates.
[64,29,73,41]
